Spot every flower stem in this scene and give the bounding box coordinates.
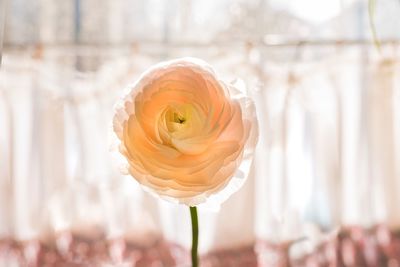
[190,206,199,267]
[368,0,381,52]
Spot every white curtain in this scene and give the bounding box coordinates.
[1,46,400,262]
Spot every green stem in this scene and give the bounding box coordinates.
[190,206,199,267]
[368,0,381,51]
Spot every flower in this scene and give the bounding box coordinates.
[113,58,258,206]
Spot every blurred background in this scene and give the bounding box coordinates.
[1,0,400,266]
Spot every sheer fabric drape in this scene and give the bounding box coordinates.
[1,46,400,266]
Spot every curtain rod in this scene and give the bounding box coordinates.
[3,39,400,50]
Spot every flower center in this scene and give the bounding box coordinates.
[173,113,186,124]
[160,103,206,148]
[164,106,190,133]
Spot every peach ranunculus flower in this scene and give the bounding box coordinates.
[113,58,258,206]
